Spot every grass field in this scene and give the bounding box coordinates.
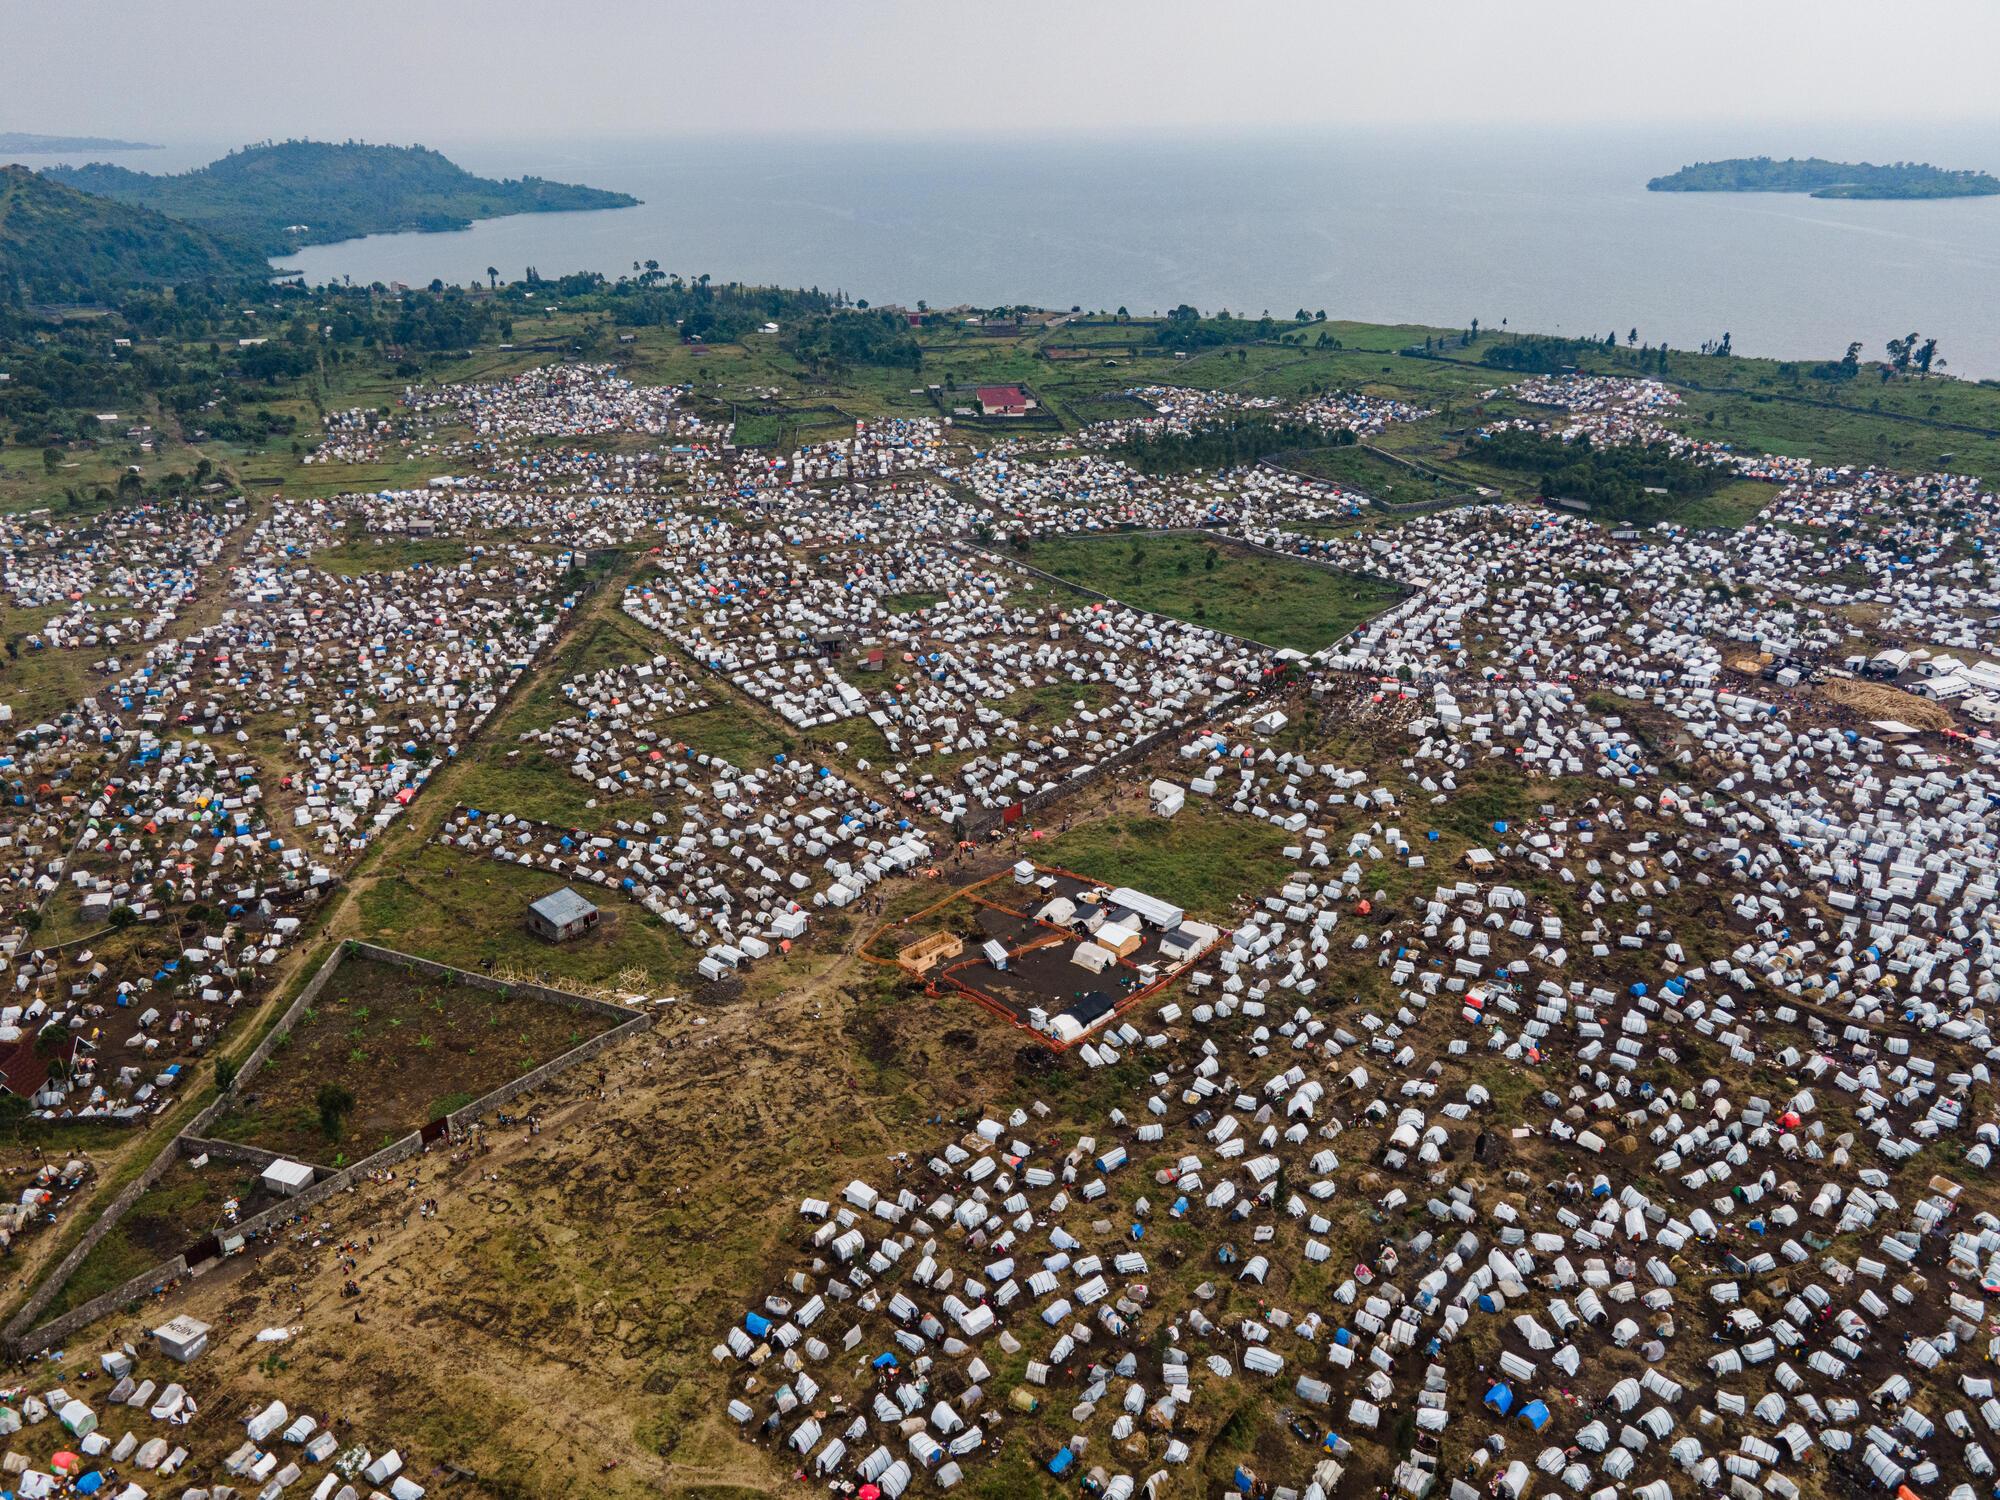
[1020,533,1405,651]
[1672,477,1782,530]
[356,844,701,995]
[311,537,473,574]
[1278,442,1463,506]
[0,607,101,726]
[1036,796,1295,920]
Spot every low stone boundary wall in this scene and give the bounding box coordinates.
[21,1256,195,1354]
[447,1012,652,1133]
[7,943,654,1356]
[2,1132,196,1345]
[179,1136,299,1175]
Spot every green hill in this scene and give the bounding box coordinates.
[0,164,268,302]
[1648,156,2000,200]
[44,140,640,254]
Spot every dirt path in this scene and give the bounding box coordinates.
[2,548,641,1328]
[98,908,909,1498]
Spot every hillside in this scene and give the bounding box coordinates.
[0,163,267,301]
[1648,155,2000,199]
[44,140,640,254]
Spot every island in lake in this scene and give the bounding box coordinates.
[1648,156,2000,200]
[0,131,161,154]
[41,139,640,254]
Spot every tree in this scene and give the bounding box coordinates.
[486,266,498,290]
[1628,328,1639,347]
[1887,332,1919,374]
[1915,337,1938,375]
[33,1024,70,1083]
[316,1082,357,1139]
[1839,341,1862,378]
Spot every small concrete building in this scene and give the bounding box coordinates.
[261,1158,314,1198]
[527,886,600,943]
[152,1313,213,1363]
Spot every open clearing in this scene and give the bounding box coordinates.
[1020,532,1404,651]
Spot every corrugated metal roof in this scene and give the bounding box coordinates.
[530,886,599,925]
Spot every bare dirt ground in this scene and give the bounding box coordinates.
[37,876,1029,1497]
[26,772,1174,1498]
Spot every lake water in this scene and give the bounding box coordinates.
[25,127,2000,376]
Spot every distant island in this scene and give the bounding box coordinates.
[0,131,160,154]
[1648,156,2000,200]
[41,140,640,255]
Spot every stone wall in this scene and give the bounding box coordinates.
[1,1132,191,1345]
[6,943,652,1355]
[446,1013,652,1133]
[18,1255,191,1354]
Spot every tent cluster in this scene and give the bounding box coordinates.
[714,489,2000,1500]
[1063,383,1429,455]
[1476,374,1817,485]
[436,737,926,972]
[2,501,241,654]
[777,416,949,486]
[309,361,710,465]
[0,1334,433,1499]
[0,491,590,1117]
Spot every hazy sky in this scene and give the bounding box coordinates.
[6,0,1997,144]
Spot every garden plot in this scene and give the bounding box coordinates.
[209,956,616,1164]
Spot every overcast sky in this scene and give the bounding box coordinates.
[6,0,1996,143]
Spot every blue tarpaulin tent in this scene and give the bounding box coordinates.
[1520,1400,1551,1431]
[1484,1382,1513,1414]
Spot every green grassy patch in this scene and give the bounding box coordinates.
[1021,533,1404,652]
[1672,477,1781,531]
[357,844,700,994]
[311,537,474,575]
[665,702,792,766]
[1277,442,1461,507]
[1039,800,1294,920]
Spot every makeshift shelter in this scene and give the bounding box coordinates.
[526,886,600,943]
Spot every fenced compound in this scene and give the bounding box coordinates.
[5,942,654,1355]
[862,863,1226,1052]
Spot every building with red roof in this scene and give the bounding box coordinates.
[975,385,1031,417]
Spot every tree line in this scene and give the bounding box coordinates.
[1115,415,1357,474]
